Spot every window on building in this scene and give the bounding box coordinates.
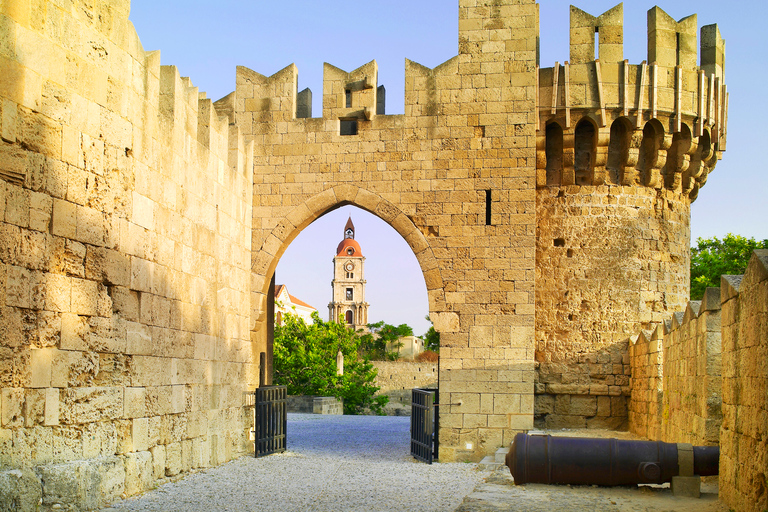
[346,272,354,279]
[346,288,353,301]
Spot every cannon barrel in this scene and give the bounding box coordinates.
[506,433,719,486]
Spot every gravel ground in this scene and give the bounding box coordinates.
[103,418,729,512]
[102,414,489,512]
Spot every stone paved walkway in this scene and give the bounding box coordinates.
[456,467,727,512]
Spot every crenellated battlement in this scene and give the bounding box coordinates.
[230,3,726,205]
[536,4,727,200]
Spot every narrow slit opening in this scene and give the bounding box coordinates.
[485,189,492,225]
[594,27,600,61]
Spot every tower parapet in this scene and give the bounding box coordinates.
[537,5,727,200]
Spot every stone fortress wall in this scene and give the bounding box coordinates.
[627,251,768,512]
[372,360,438,414]
[0,0,257,508]
[0,0,742,509]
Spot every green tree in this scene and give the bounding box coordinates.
[273,312,388,415]
[690,234,768,300]
[359,321,413,360]
[422,315,440,353]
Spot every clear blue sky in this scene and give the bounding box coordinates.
[129,1,767,335]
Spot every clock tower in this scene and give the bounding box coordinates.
[329,217,369,331]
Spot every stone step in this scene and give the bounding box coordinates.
[477,455,502,471]
[477,447,510,471]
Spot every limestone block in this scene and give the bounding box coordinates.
[131,417,149,452]
[47,237,86,278]
[4,183,29,228]
[22,388,45,426]
[130,257,153,293]
[85,246,130,287]
[69,277,98,316]
[51,349,98,387]
[111,286,139,321]
[60,313,88,351]
[52,199,76,239]
[44,273,71,313]
[132,191,154,230]
[0,99,17,143]
[126,321,152,355]
[150,444,165,479]
[123,387,146,419]
[181,438,193,472]
[1,387,24,427]
[59,386,121,424]
[28,348,52,388]
[165,441,181,476]
[124,451,153,497]
[44,387,59,426]
[75,205,105,246]
[0,467,42,512]
[37,460,100,511]
[5,265,30,308]
[94,456,125,505]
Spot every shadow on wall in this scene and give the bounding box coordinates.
[534,340,630,431]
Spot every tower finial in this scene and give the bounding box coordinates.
[344,216,355,239]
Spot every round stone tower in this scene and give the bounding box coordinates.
[533,5,727,429]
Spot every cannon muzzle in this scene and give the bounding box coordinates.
[506,432,719,486]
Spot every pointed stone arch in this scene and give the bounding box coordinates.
[250,184,445,329]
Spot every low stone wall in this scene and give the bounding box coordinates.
[372,361,438,415]
[662,289,722,445]
[628,289,722,446]
[287,395,343,415]
[627,328,663,440]
[719,251,768,512]
[628,251,768,511]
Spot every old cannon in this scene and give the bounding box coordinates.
[506,432,719,486]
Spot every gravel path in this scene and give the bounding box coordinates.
[102,414,489,512]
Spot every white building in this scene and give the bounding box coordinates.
[274,284,317,325]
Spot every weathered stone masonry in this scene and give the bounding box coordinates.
[1,0,255,508]
[627,251,768,512]
[0,0,730,509]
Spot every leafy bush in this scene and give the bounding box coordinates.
[423,315,440,353]
[359,321,413,360]
[273,312,388,415]
[690,234,768,300]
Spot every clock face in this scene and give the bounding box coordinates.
[345,262,354,271]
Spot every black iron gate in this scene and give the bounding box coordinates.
[254,385,287,457]
[411,388,438,464]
